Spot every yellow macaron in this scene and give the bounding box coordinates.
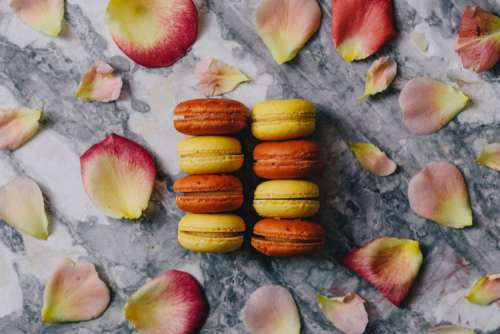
[178,213,246,253]
[251,99,316,140]
[177,136,244,174]
[254,180,320,218]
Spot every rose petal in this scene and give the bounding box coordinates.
[256,0,321,64]
[75,61,123,102]
[0,107,42,150]
[351,143,396,176]
[343,237,423,306]
[399,77,469,134]
[80,134,156,219]
[10,0,64,36]
[332,0,396,62]
[360,56,397,98]
[41,258,110,323]
[124,269,208,334]
[475,143,500,171]
[0,177,49,240]
[317,292,368,334]
[428,325,476,334]
[242,285,300,334]
[195,58,250,96]
[465,274,500,305]
[408,161,473,229]
[455,6,500,73]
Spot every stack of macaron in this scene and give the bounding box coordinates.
[173,98,248,253]
[251,99,326,256]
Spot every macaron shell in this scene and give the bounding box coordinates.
[178,232,244,253]
[177,136,242,155]
[251,238,323,256]
[253,160,322,179]
[179,213,246,232]
[253,140,321,160]
[252,99,315,120]
[253,199,320,218]
[173,174,243,193]
[254,180,319,199]
[176,194,243,213]
[253,219,325,239]
[251,119,315,141]
[179,155,244,174]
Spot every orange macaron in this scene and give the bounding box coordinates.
[253,140,322,179]
[174,98,248,135]
[251,219,325,256]
[173,174,243,213]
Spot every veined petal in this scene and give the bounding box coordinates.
[0,107,42,150]
[124,270,208,334]
[399,77,469,134]
[0,177,49,240]
[42,258,110,323]
[242,285,300,334]
[475,143,500,171]
[408,161,473,229]
[75,61,123,102]
[317,292,368,334]
[256,0,321,64]
[332,0,396,62]
[360,56,397,98]
[428,325,476,334]
[455,6,500,73]
[195,58,250,96]
[10,0,64,36]
[351,142,396,176]
[465,274,500,305]
[80,134,156,219]
[343,237,423,306]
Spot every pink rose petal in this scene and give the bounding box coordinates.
[75,61,123,102]
[42,258,110,323]
[465,274,500,305]
[0,107,41,150]
[408,161,472,229]
[10,0,64,36]
[256,0,321,64]
[195,58,250,96]
[317,292,368,334]
[475,143,500,171]
[80,134,156,219]
[242,285,301,334]
[399,77,469,134]
[351,142,396,176]
[360,56,397,98]
[429,325,476,334]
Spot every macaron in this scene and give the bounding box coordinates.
[178,213,246,253]
[253,180,320,218]
[251,219,325,256]
[173,174,243,213]
[177,136,244,174]
[174,98,248,135]
[253,140,322,179]
[251,99,316,140]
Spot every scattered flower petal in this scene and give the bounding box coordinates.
[412,31,428,52]
[475,143,500,171]
[455,6,500,73]
[124,269,208,334]
[242,285,301,334]
[360,56,397,98]
[351,143,396,176]
[42,258,110,323]
[343,237,423,306]
[465,274,500,305]
[256,0,321,64]
[10,0,64,36]
[0,107,41,150]
[399,77,469,134]
[80,134,156,219]
[195,58,250,96]
[75,61,123,102]
[0,177,49,240]
[332,0,397,62]
[317,292,368,334]
[408,161,473,229]
[429,325,476,334]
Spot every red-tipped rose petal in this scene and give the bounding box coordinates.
[475,143,500,171]
[0,177,49,240]
[75,61,123,102]
[41,258,110,323]
[465,274,500,305]
[317,292,368,334]
[360,56,397,98]
[10,0,64,36]
[242,285,300,334]
[455,6,500,73]
[124,269,207,334]
[429,325,476,334]
[408,161,472,229]
[195,58,250,96]
[332,0,396,62]
[80,134,156,219]
[256,0,321,64]
[343,237,423,306]
[106,0,198,68]
[0,107,41,150]
[351,142,397,176]
[399,77,469,134]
